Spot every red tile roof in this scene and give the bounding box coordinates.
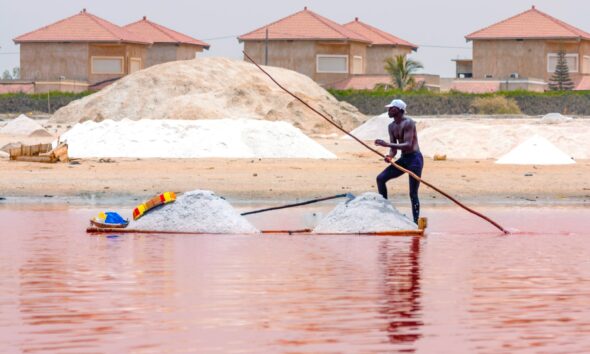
[125,17,209,49]
[466,6,590,41]
[239,7,370,43]
[13,9,150,44]
[343,18,417,49]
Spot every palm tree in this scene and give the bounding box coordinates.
[383,55,424,91]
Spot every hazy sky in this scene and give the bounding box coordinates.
[1,0,589,77]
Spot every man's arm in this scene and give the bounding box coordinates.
[375,120,415,150]
[388,124,397,158]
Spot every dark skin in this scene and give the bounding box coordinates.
[374,106,420,162]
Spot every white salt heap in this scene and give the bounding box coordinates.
[495,135,575,165]
[313,192,417,233]
[57,118,336,159]
[348,112,390,141]
[132,190,259,233]
[49,57,365,135]
[0,114,52,137]
[349,115,589,160]
[540,113,572,124]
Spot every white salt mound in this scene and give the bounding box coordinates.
[495,135,575,165]
[0,150,8,158]
[49,57,365,135]
[0,114,52,137]
[313,192,417,233]
[540,113,572,124]
[56,118,336,159]
[347,112,390,140]
[132,190,259,233]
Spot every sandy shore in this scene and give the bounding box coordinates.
[1,138,589,205]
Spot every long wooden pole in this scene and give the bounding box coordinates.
[243,51,509,234]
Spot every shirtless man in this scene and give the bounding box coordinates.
[374,99,424,223]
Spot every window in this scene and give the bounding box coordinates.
[91,56,124,74]
[316,55,348,73]
[352,56,363,74]
[547,53,578,73]
[584,56,590,74]
[129,58,141,73]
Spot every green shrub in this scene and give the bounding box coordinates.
[470,96,521,114]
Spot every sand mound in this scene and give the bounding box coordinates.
[0,114,52,137]
[57,118,336,159]
[313,192,417,233]
[0,150,8,158]
[495,135,575,165]
[132,190,259,233]
[49,57,366,135]
[540,113,573,124]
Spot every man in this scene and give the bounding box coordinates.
[374,99,423,223]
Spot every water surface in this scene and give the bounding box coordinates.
[1,205,589,353]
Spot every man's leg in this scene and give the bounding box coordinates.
[377,165,403,199]
[407,154,424,223]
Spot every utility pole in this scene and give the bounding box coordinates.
[264,27,269,65]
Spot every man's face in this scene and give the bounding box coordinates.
[388,106,400,118]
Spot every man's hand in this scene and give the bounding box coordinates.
[384,155,392,163]
[375,139,388,147]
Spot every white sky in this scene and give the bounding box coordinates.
[1,0,589,77]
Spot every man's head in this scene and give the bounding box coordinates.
[385,99,406,118]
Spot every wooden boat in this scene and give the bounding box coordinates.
[86,218,427,236]
[89,217,129,229]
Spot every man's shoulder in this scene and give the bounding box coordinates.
[402,116,416,126]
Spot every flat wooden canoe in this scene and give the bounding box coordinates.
[86,219,427,237]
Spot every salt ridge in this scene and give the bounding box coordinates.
[57,118,336,159]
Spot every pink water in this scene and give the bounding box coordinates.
[1,204,590,353]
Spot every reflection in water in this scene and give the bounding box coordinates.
[380,237,423,348]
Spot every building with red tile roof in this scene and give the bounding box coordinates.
[460,6,590,90]
[13,9,151,92]
[125,17,210,68]
[239,7,376,87]
[342,18,417,78]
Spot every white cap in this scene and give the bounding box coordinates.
[385,99,407,111]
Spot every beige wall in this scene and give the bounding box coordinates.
[454,60,473,77]
[242,40,371,86]
[34,80,89,93]
[88,43,147,84]
[243,40,317,78]
[20,43,88,81]
[145,43,202,67]
[365,46,412,75]
[472,39,590,81]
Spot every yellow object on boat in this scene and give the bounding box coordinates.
[132,192,176,220]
